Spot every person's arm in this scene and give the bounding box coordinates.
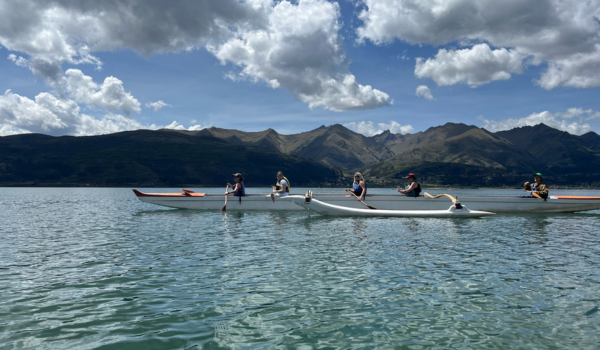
[398,182,416,194]
[536,184,549,197]
[524,182,532,191]
[228,183,240,194]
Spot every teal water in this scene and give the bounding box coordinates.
[1,188,599,349]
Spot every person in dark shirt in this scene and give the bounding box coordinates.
[397,173,421,197]
[227,173,245,196]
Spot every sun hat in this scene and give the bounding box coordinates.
[533,172,543,178]
[405,173,416,179]
[233,173,242,177]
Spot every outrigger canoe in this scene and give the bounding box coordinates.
[132,189,600,213]
[281,194,495,218]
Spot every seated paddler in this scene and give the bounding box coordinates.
[524,172,548,200]
[397,173,421,197]
[346,172,367,201]
[227,173,246,196]
[271,171,290,202]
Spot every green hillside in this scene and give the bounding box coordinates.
[0,130,340,187]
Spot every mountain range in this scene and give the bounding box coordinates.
[1,123,598,187]
[191,123,599,186]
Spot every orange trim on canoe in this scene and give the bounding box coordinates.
[553,196,600,200]
[133,189,206,197]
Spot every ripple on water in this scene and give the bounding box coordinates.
[0,188,599,349]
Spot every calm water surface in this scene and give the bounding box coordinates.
[1,188,599,349]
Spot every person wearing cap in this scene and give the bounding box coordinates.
[227,173,246,196]
[270,171,290,202]
[346,172,367,200]
[524,173,548,199]
[397,173,421,197]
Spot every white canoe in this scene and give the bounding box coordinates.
[132,189,600,213]
[281,195,495,218]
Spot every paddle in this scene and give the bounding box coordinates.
[345,189,376,209]
[524,190,543,199]
[221,186,228,211]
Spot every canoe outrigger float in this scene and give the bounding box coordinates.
[281,191,495,218]
[132,189,600,213]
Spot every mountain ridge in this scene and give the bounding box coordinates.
[1,123,598,187]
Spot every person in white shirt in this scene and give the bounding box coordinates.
[271,171,290,202]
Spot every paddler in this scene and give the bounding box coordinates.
[397,173,421,197]
[346,172,367,201]
[227,173,246,196]
[271,171,290,202]
[524,173,548,199]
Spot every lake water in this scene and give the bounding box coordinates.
[1,188,599,349]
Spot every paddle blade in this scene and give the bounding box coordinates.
[221,204,226,211]
[532,192,543,199]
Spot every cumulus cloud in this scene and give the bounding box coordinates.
[415,44,524,87]
[536,46,600,89]
[478,108,598,135]
[357,0,600,89]
[209,0,391,111]
[146,100,171,111]
[1,0,390,111]
[344,120,414,136]
[415,85,435,100]
[0,90,201,137]
[0,0,264,77]
[162,121,206,131]
[63,69,141,115]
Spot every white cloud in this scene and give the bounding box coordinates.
[146,100,171,111]
[415,85,435,100]
[478,108,598,135]
[536,46,600,89]
[415,44,524,87]
[1,0,391,111]
[344,120,414,136]
[0,0,264,78]
[209,0,391,111]
[162,121,206,131]
[357,0,600,89]
[63,69,141,115]
[587,112,600,121]
[555,107,593,119]
[0,89,201,136]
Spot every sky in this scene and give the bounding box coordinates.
[0,0,599,137]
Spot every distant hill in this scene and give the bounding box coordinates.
[1,123,598,187]
[191,122,599,186]
[195,124,393,170]
[0,130,340,187]
[495,124,600,174]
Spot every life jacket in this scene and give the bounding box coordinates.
[275,177,290,192]
[233,182,245,196]
[405,182,421,197]
[353,181,367,197]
